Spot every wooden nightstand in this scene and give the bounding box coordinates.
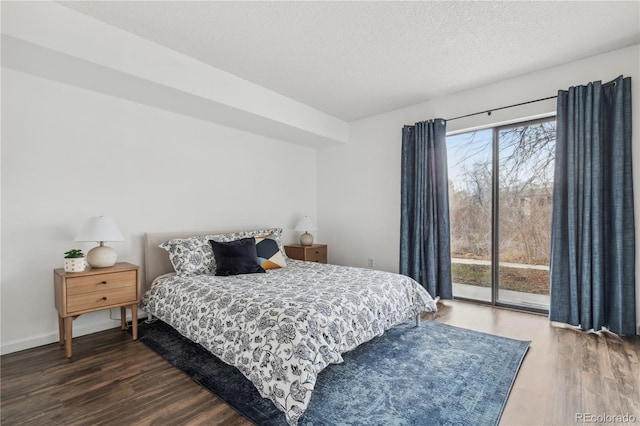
[285,244,328,264]
[54,262,140,358]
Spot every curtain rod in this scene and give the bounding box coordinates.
[444,95,557,123]
[443,79,617,123]
[404,80,618,128]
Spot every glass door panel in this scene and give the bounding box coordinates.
[496,120,555,309]
[447,129,493,303]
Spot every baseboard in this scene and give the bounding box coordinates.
[1,311,148,355]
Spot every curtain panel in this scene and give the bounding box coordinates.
[550,75,636,336]
[400,119,452,299]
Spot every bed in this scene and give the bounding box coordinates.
[139,228,437,425]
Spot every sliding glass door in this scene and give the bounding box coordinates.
[447,117,555,311]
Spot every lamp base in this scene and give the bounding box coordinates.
[87,245,117,268]
[300,232,314,246]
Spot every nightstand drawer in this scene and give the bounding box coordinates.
[305,246,327,262]
[67,285,137,313]
[66,270,137,295]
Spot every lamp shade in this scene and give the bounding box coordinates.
[295,216,317,232]
[75,216,124,243]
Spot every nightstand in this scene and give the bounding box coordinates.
[285,244,328,264]
[54,262,140,358]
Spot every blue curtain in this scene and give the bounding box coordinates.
[400,119,452,299]
[550,75,636,336]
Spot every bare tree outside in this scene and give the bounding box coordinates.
[447,118,556,307]
[499,121,555,265]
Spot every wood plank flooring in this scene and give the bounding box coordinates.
[2,300,639,425]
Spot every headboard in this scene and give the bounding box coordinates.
[144,230,224,289]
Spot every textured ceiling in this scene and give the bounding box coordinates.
[59,1,640,122]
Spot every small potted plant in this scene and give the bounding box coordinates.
[64,249,86,272]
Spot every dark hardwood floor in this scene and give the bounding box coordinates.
[2,301,639,425]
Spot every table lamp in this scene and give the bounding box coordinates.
[75,216,124,268]
[295,216,317,246]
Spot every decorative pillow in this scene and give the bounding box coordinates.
[209,238,265,276]
[255,234,287,270]
[213,228,288,260]
[160,227,287,276]
[159,235,217,277]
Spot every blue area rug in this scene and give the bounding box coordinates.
[137,319,529,425]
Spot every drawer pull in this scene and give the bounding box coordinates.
[101,281,107,285]
[315,251,320,254]
[102,297,108,301]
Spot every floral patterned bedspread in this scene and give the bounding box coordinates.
[139,260,437,425]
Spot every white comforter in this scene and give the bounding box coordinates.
[139,260,437,425]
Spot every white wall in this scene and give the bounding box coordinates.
[1,68,317,354]
[318,44,640,330]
